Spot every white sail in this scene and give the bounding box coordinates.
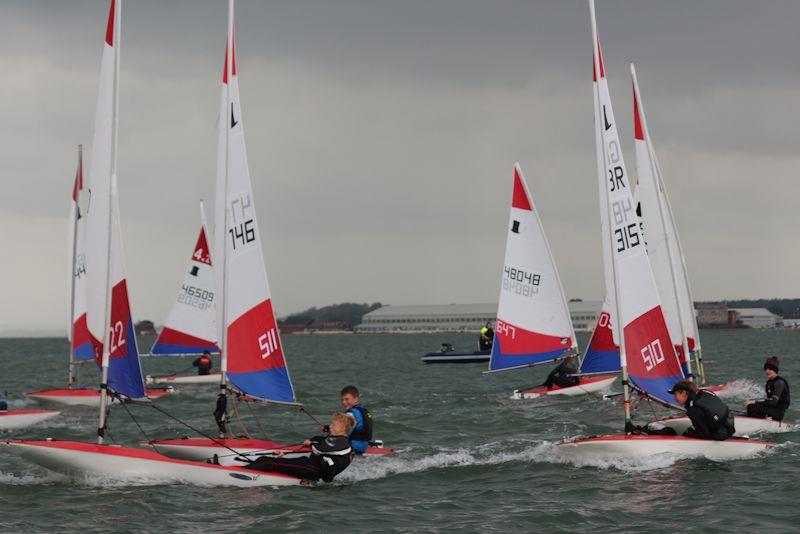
[631,64,701,370]
[589,0,683,410]
[215,0,296,403]
[151,203,218,355]
[84,0,146,409]
[85,0,118,355]
[68,146,92,362]
[488,164,576,372]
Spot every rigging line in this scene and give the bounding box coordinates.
[244,398,270,439]
[298,406,326,428]
[119,397,159,455]
[231,394,251,438]
[147,402,245,457]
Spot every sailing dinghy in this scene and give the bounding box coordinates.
[4,0,300,487]
[483,165,613,399]
[145,2,390,461]
[557,1,771,461]
[26,147,170,407]
[146,202,221,385]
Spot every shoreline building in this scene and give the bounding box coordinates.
[355,301,603,334]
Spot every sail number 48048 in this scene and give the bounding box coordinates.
[640,339,665,371]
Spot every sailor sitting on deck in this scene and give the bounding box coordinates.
[668,380,735,440]
[340,385,373,455]
[192,351,213,376]
[543,356,580,390]
[244,413,354,483]
[744,357,790,421]
[479,322,495,351]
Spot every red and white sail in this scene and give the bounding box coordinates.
[631,64,701,373]
[589,0,683,409]
[488,164,577,372]
[68,147,93,361]
[84,0,146,401]
[215,1,295,404]
[151,203,219,355]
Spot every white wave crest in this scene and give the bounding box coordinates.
[713,379,763,399]
[0,470,65,485]
[339,441,557,482]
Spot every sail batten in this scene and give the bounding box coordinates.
[488,164,577,372]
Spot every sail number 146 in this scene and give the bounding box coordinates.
[229,219,255,250]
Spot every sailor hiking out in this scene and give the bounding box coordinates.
[745,357,790,421]
[244,413,354,482]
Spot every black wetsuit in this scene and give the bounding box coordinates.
[544,360,579,389]
[0,398,7,411]
[684,390,735,441]
[193,355,212,376]
[746,376,790,421]
[245,435,352,482]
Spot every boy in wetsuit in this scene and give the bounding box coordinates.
[340,385,374,455]
[244,413,354,482]
[745,357,790,421]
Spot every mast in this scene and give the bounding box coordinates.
[589,0,631,427]
[98,0,121,445]
[220,0,234,394]
[67,145,83,389]
[630,63,692,378]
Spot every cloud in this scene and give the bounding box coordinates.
[1,0,799,330]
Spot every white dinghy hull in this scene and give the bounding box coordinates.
[655,416,793,437]
[512,375,617,400]
[557,434,771,461]
[25,388,173,407]
[0,410,61,430]
[145,373,221,385]
[1,440,301,487]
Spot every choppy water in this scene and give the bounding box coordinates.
[1,330,798,532]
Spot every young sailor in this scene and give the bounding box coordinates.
[745,357,790,421]
[244,413,354,482]
[340,385,373,454]
[543,356,580,390]
[669,380,735,440]
[479,321,495,351]
[0,393,7,411]
[192,351,213,376]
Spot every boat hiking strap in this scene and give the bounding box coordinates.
[148,402,246,457]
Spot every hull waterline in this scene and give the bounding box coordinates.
[557,434,771,460]
[145,373,221,385]
[25,388,173,407]
[1,439,301,487]
[512,375,617,400]
[0,410,61,430]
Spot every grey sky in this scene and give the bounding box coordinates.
[1,0,799,331]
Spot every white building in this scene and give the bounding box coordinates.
[355,301,603,334]
[731,308,782,329]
